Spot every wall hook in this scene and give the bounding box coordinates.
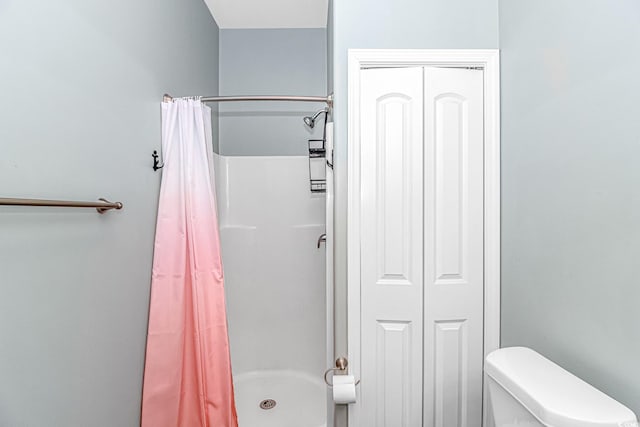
[152,150,164,171]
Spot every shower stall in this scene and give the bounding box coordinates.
[159,29,335,425]
[213,115,333,427]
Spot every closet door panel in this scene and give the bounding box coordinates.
[360,67,424,427]
[423,67,484,427]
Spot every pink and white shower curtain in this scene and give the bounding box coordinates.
[141,98,238,427]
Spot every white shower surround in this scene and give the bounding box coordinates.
[214,154,327,426]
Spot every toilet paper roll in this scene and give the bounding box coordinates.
[332,375,357,404]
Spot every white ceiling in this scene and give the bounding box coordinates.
[204,0,328,29]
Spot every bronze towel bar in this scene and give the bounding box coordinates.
[0,197,123,214]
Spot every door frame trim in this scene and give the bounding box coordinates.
[346,49,500,427]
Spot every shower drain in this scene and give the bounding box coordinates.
[259,399,277,410]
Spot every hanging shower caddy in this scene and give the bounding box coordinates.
[308,138,326,193]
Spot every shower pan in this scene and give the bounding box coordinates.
[214,154,330,427]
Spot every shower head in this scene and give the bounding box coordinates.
[303,116,315,128]
[303,108,328,129]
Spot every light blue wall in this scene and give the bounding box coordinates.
[0,0,219,425]
[218,29,327,156]
[500,0,640,414]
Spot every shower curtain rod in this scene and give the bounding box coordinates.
[0,197,123,214]
[163,93,333,106]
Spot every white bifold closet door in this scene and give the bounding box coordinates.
[358,66,484,426]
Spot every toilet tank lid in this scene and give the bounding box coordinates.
[485,347,638,427]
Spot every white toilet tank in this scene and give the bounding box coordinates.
[485,347,638,427]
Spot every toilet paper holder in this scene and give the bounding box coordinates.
[324,357,360,387]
